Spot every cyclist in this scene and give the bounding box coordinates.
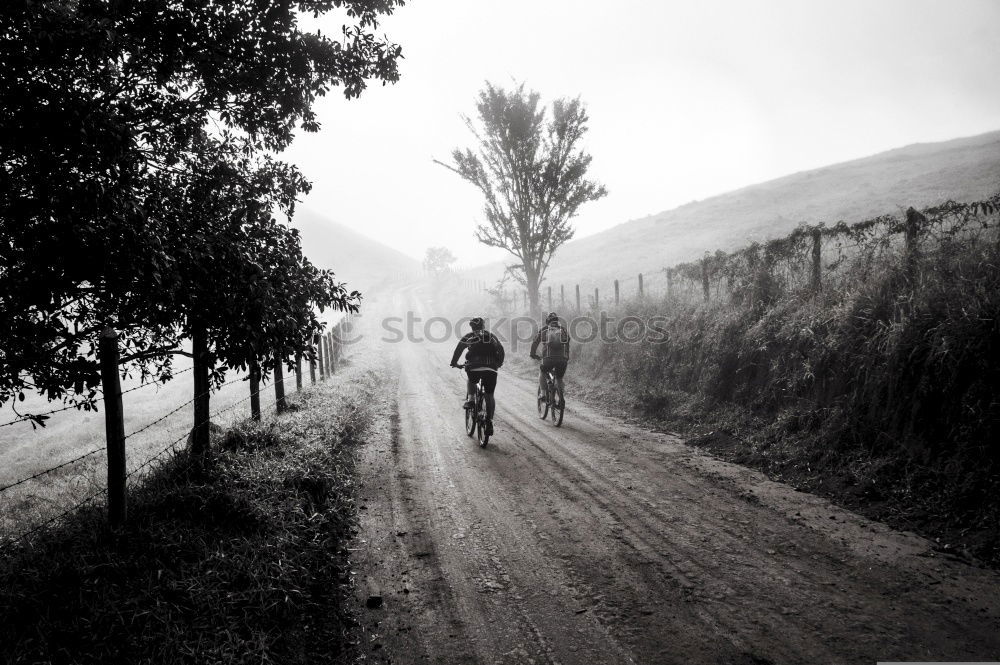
[530,312,570,407]
[450,317,505,436]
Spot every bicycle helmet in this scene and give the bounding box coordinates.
[469,317,485,331]
[545,311,559,324]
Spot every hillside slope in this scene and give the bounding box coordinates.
[293,208,421,294]
[472,130,1000,291]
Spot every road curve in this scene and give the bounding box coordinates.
[352,286,1000,665]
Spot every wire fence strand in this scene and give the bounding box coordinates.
[1,357,327,550]
[0,401,100,429]
[0,374,249,496]
[1,354,336,552]
[124,386,268,481]
[0,367,197,429]
[122,375,245,440]
[0,447,107,494]
[2,488,108,550]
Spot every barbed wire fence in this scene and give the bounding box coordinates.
[477,195,1000,315]
[0,313,357,551]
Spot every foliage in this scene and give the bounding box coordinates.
[422,246,457,278]
[139,132,360,381]
[662,195,1000,309]
[0,0,402,417]
[437,82,606,318]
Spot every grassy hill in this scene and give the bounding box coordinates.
[471,130,1000,293]
[293,208,422,294]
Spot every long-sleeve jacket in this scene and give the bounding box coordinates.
[451,330,505,370]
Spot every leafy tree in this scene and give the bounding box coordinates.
[0,0,401,418]
[423,246,458,278]
[140,131,359,367]
[437,82,606,319]
[136,131,359,456]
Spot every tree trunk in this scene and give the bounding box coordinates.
[249,359,261,422]
[99,327,126,528]
[525,267,541,320]
[274,349,287,414]
[191,321,211,464]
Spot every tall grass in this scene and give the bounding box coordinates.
[0,367,380,664]
[574,221,1000,564]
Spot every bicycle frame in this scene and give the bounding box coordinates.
[456,364,490,446]
[536,363,564,427]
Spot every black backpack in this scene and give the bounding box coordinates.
[467,330,504,367]
[541,324,569,360]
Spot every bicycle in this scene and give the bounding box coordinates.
[536,364,565,427]
[455,364,490,447]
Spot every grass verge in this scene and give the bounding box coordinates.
[0,362,380,664]
[569,238,1000,568]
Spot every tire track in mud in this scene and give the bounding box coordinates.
[390,339,638,664]
[495,377,1000,663]
[352,285,1000,664]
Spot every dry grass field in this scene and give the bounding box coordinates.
[0,359,310,544]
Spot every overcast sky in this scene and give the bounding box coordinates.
[284,0,1000,268]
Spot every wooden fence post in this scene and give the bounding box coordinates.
[334,329,340,371]
[904,207,924,281]
[594,287,599,310]
[334,330,340,376]
[317,334,326,381]
[99,327,126,528]
[614,279,620,306]
[547,286,552,310]
[811,227,822,293]
[295,352,303,392]
[249,360,261,421]
[701,258,710,302]
[575,284,581,312]
[560,284,565,307]
[309,345,316,385]
[274,351,287,413]
[322,334,329,376]
[638,273,644,298]
[666,268,673,298]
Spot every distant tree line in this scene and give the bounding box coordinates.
[0,0,405,429]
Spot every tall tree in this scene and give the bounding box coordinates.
[139,131,357,457]
[423,246,458,278]
[0,0,401,416]
[437,82,606,319]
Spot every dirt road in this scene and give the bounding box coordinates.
[352,287,1000,664]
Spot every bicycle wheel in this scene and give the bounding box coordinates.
[464,401,476,437]
[550,387,564,427]
[537,385,549,419]
[476,403,489,447]
[477,416,489,446]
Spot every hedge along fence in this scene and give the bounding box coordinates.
[0,314,355,542]
[566,194,1000,465]
[496,195,1000,316]
[645,196,999,310]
